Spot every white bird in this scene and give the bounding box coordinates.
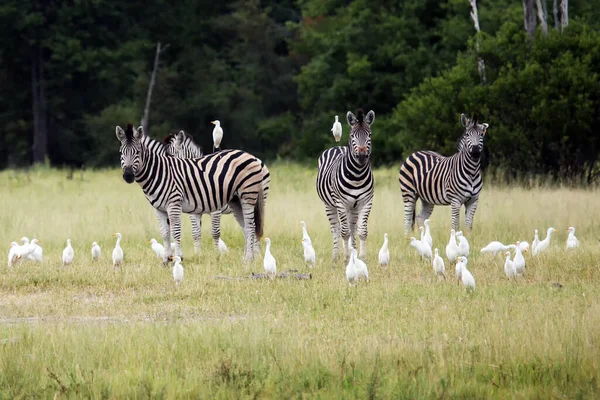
[565,227,579,249]
[331,115,342,142]
[172,256,184,286]
[348,239,368,281]
[28,239,43,262]
[533,227,557,256]
[112,233,124,268]
[409,237,432,259]
[457,256,475,292]
[218,238,229,254]
[456,231,470,257]
[423,219,433,249]
[263,238,277,278]
[518,241,530,252]
[504,251,516,280]
[8,242,22,268]
[62,239,74,266]
[91,242,101,261]
[211,120,223,152]
[432,248,445,280]
[480,241,516,256]
[455,255,466,283]
[419,226,425,242]
[148,238,164,259]
[170,242,176,252]
[378,233,390,268]
[16,237,36,261]
[346,247,359,286]
[300,221,312,246]
[445,229,460,263]
[532,229,540,252]
[513,241,526,275]
[20,237,36,261]
[302,237,316,267]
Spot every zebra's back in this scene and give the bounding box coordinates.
[399,150,450,205]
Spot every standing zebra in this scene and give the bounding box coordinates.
[116,124,264,262]
[164,130,271,254]
[316,109,375,261]
[398,113,488,235]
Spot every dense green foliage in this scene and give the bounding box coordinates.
[0,0,599,179]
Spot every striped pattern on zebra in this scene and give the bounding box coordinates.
[398,113,488,234]
[316,109,375,261]
[116,124,265,262]
[164,130,271,254]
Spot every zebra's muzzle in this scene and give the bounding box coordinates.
[123,168,135,184]
[357,153,369,165]
[470,147,481,159]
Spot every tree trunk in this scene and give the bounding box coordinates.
[141,42,168,135]
[553,0,560,30]
[469,0,486,84]
[536,0,548,36]
[523,0,537,39]
[560,0,568,30]
[31,43,48,164]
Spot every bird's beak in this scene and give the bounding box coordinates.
[565,228,570,231]
[112,234,116,237]
[168,256,174,261]
[211,121,216,125]
[146,241,151,244]
[406,238,411,242]
[553,229,557,232]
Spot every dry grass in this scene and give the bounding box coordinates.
[0,164,599,398]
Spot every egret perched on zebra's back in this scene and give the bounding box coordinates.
[112,233,124,268]
[211,120,223,152]
[566,227,579,249]
[399,113,488,234]
[378,233,390,268]
[331,115,343,142]
[91,242,101,261]
[62,239,74,266]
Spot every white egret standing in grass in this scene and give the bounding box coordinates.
[91,242,101,261]
[62,239,74,266]
[263,238,277,278]
[148,238,164,259]
[457,256,475,292]
[504,251,516,280]
[445,229,460,263]
[302,237,316,267]
[218,238,229,255]
[378,233,390,269]
[8,242,22,268]
[20,237,37,261]
[518,241,530,252]
[565,227,579,249]
[480,241,516,256]
[513,241,526,275]
[533,227,557,256]
[432,248,445,280]
[346,246,358,286]
[456,231,470,257]
[331,115,342,142]
[423,219,433,249]
[112,233,124,269]
[211,120,223,152]
[532,229,540,252]
[455,255,467,284]
[28,239,42,262]
[172,256,184,286]
[300,221,312,246]
[409,237,432,259]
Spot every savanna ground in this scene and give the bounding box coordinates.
[0,164,599,399]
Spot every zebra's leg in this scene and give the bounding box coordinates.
[348,209,359,252]
[166,204,184,261]
[338,207,351,261]
[240,200,257,262]
[450,200,461,232]
[155,209,172,265]
[416,200,434,228]
[402,193,418,236]
[357,200,373,259]
[325,204,341,261]
[210,210,222,249]
[464,196,479,232]
[189,214,202,254]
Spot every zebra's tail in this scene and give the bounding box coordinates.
[254,182,265,240]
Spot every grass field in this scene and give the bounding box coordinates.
[1,164,599,398]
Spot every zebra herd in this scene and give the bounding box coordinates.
[116,110,487,264]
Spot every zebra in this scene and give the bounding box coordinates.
[163,130,271,254]
[116,124,265,262]
[398,113,488,235]
[316,109,375,261]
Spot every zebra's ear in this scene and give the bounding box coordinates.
[116,126,126,142]
[346,111,358,126]
[364,110,375,126]
[134,126,144,139]
[460,113,469,127]
[482,123,489,135]
[176,130,185,144]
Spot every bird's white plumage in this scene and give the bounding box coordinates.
[263,238,277,277]
[532,229,540,252]
[410,237,432,259]
[20,237,37,261]
[445,229,460,263]
[8,242,22,268]
[302,237,316,267]
[62,239,74,266]
[533,227,556,256]
[378,233,390,268]
[513,241,526,275]
[346,247,358,286]
[480,241,516,255]
[518,241,530,252]
[504,251,516,279]
[91,242,101,260]
[566,227,579,249]
[432,248,445,279]
[423,219,433,249]
[112,233,124,268]
[331,115,342,142]
[456,231,470,257]
[300,221,312,246]
[455,256,465,281]
[148,238,164,259]
[211,120,223,151]
[457,256,475,292]
[172,256,184,286]
[218,238,229,254]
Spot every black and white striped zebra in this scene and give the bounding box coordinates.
[164,130,271,254]
[316,109,375,261]
[116,124,265,262]
[398,113,488,234]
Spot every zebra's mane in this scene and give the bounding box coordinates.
[125,123,135,140]
[162,130,195,145]
[356,109,365,123]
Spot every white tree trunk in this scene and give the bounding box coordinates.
[560,0,568,30]
[523,0,537,39]
[536,0,548,36]
[141,42,169,135]
[553,0,560,30]
[469,0,486,84]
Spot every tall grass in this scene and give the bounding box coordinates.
[0,164,599,398]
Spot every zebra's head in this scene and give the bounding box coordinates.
[459,113,488,159]
[346,109,375,166]
[116,123,144,183]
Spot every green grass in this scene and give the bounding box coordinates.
[0,164,599,398]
